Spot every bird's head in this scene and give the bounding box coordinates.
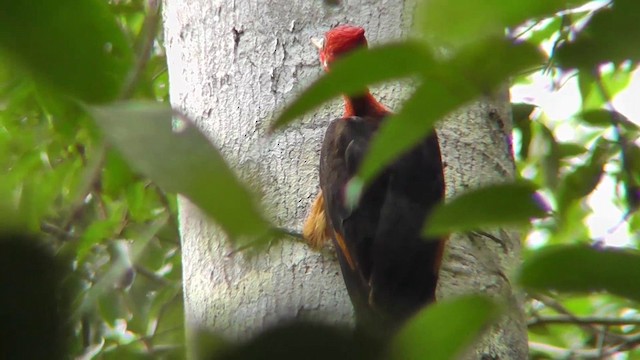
[316,25,367,71]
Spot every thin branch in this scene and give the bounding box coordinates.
[532,294,627,343]
[276,227,304,240]
[134,265,171,286]
[119,0,162,99]
[529,314,640,327]
[61,143,107,230]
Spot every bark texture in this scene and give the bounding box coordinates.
[438,92,529,359]
[163,0,527,358]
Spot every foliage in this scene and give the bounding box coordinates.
[0,0,183,358]
[1,0,640,359]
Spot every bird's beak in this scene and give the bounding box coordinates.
[311,37,324,50]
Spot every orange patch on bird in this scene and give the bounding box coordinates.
[333,232,356,270]
[303,193,332,249]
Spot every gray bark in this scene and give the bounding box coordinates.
[163,0,527,358]
[438,93,529,359]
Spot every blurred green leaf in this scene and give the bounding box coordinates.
[525,16,562,45]
[533,122,560,189]
[579,109,614,127]
[578,71,605,110]
[519,244,640,302]
[556,1,640,69]
[89,102,272,240]
[556,139,609,213]
[0,0,133,103]
[390,295,500,360]
[103,149,138,196]
[271,41,436,130]
[424,181,547,236]
[512,103,536,159]
[78,214,167,315]
[557,142,588,158]
[355,39,544,186]
[77,200,127,261]
[416,0,590,47]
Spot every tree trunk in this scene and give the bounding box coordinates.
[438,92,529,359]
[163,0,527,358]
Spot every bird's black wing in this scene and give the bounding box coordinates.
[369,132,445,325]
[319,116,446,334]
[318,116,387,328]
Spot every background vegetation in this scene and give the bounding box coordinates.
[1,0,639,358]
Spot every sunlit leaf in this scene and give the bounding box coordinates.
[424,181,547,237]
[0,0,133,103]
[416,0,590,47]
[556,1,640,69]
[271,41,436,130]
[390,295,500,360]
[519,244,640,302]
[89,102,272,240]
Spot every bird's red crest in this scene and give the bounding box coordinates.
[320,25,368,70]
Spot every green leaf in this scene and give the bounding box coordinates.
[271,41,436,130]
[355,39,544,189]
[533,122,560,189]
[77,214,167,315]
[424,181,547,237]
[512,103,536,159]
[519,244,640,302]
[390,295,500,360]
[557,143,588,158]
[556,139,609,213]
[555,1,640,69]
[0,0,133,103]
[579,109,614,127]
[416,0,590,47]
[88,102,271,240]
[77,203,126,261]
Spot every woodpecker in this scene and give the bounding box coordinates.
[303,25,446,336]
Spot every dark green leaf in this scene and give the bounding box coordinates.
[556,139,609,213]
[557,143,588,158]
[579,109,614,127]
[519,244,640,302]
[556,1,640,69]
[534,122,560,189]
[390,295,500,360]
[0,0,133,103]
[424,181,547,236]
[271,41,436,130]
[416,0,590,47]
[512,103,536,159]
[89,102,271,239]
[355,39,544,188]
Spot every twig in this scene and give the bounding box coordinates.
[276,227,305,240]
[530,341,616,359]
[134,265,171,286]
[119,0,162,99]
[532,294,627,343]
[529,315,640,327]
[61,143,107,230]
